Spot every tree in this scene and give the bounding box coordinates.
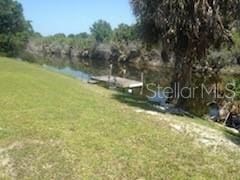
[90,20,112,42]
[53,33,66,39]
[131,0,240,109]
[76,32,89,39]
[113,23,137,43]
[68,34,75,39]
[0,0,32,56]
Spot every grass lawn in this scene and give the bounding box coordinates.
[0,57,240,179]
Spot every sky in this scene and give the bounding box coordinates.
[18,0,136,36]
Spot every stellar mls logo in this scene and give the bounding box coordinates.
[146,82,236,99]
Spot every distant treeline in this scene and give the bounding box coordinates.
[32,20,139,49]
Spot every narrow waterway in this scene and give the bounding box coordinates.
[43,64,91,82]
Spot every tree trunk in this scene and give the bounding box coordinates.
[171,51,193,109]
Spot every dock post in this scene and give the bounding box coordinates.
[215,82,218,100]
[108,64,113,87]
[123,68,126,78]
[140,72,144,95]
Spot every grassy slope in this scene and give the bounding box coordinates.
[0,57,239,179]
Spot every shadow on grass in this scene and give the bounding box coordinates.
[223,128,240,146]
[112,92,159,112]
[112,92,196,118]
[112,92,240,147]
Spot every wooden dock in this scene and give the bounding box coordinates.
[91,75,143,89]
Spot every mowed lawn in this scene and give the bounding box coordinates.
[0,57,239,179]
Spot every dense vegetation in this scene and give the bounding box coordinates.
[231,29,240,101]
[232,31,240,64]
[0,0,32,56]
[22,19,139,64]
[131,0,240,109]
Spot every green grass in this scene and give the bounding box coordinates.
[0,57,240,179]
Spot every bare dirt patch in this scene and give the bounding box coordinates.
[135,109,240,152]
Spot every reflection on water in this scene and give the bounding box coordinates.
[42,56,173,86]
[43,64,91,82]
[147,90,168,105]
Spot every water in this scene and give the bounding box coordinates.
[147,90,168,105]
[208,103,220,121]
[42,55,173,86]
[43,64,91,82]
[43,63,170,104]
